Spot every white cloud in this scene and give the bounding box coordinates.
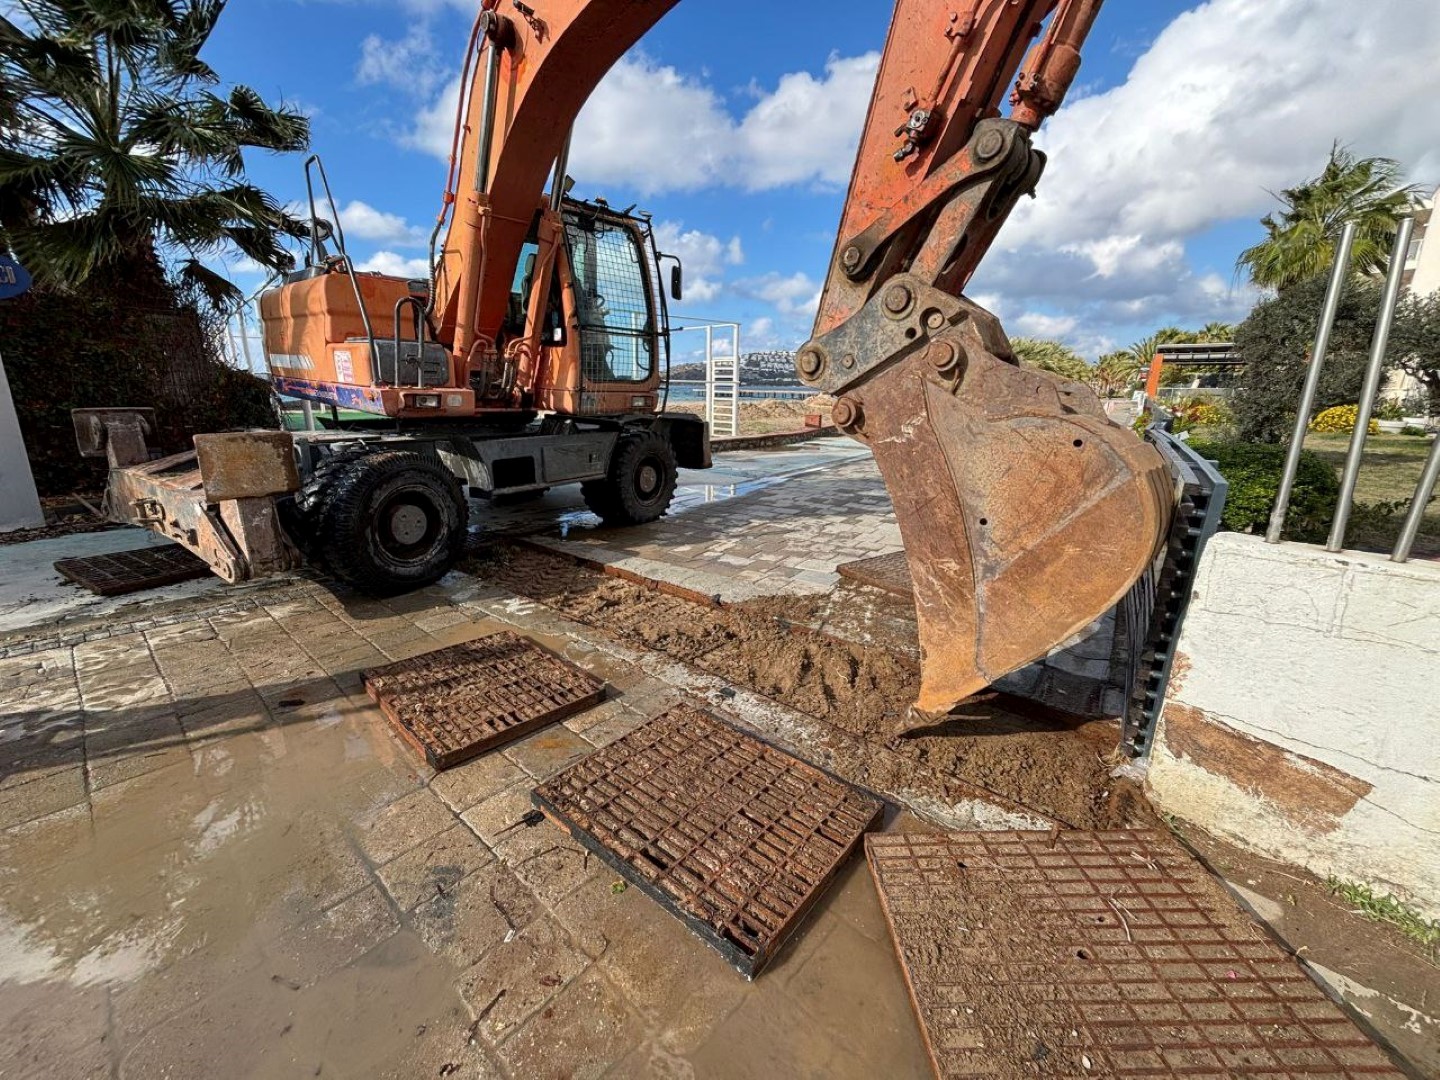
[356,251,432,277]
[408,51,878,197]
[737,272,823,317]
[338,201,428,248]
[357,25,446,98]
[1013,312,1078,339]
[652,221,744,305]
[1007,0,1440,249]
[733,54,879,190]
[976,0,1440,350]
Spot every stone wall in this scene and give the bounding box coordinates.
[1146,532,1439,915]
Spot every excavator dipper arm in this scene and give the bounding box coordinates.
[799,0,1172,726]
[438,0,1171,727]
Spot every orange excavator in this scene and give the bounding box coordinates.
[74,0,1170,721]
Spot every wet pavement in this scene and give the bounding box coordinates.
[0,440,1434,1078]
[0,571,936,1079]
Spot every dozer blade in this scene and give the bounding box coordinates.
[815,285,1173,731]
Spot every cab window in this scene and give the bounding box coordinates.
[563,214,654,384]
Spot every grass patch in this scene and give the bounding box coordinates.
[1326,878,1440,955]
[1304,432,1438,558]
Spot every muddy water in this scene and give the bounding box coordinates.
[0,688,478,1077]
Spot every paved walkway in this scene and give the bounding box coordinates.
[0,570,932,1079]
[483,439,898,602]
[0,443,1433,1077]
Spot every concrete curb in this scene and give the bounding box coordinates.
[710,426,842,453]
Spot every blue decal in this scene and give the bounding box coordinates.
[273,377,389,415]
[0,256,33,300]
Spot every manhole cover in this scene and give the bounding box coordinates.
[836,550,913,599]
[54,544,211,596]
[534,704,882,978]
[364,632,605,770]
[867,830,1405,1080]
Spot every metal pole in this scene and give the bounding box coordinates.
[1391,431,1440,563]
[704,325,715,429]
[235,307,255,373]
[1327,215,1415,552]
[1266,221,1357,543]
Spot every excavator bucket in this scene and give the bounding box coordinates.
[807,283,1173,731]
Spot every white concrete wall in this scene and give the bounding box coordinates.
[0,349,44,532]
[1147,532,1440,915]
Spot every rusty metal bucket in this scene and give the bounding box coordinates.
[809,284,1173,729]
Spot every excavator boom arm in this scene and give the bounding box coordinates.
[437,0,1171,725]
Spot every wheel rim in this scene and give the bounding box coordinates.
[635,458,663,503]
[376,492,443,564]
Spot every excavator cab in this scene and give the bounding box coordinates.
[532,199,669,416]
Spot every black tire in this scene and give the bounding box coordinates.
[312,450,468,594]
[279,445,370,560]
[581,430,678,526]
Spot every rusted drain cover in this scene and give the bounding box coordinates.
[867,830,1405,1080]
[534,704,882,977]
[364,632,605,770]
[836,550,913,599]
[54,544,211,596]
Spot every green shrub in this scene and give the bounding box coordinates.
[1189,438,1340,541]
[1169,397,1232,434]
[1401,425,1428,437]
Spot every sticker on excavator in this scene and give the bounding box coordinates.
[866,830,1406,1080]
[363,632,605,770]
[835,550,914,600]
[53,545,211,596]
[533,704,882,978]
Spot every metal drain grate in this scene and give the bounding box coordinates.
[835,550,913,599]
[534,704,882,977]
[54,544,211,596]
[364,632,605,770]
[867,830,1405,1080]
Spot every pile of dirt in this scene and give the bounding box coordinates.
[468,545,1152,830]
[667,395,836,435]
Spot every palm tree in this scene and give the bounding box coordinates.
[0,1,309,307]
[1091,351,1141,397]
[1010,337,1091,382]
[1125,327,1188,369]
[1237,144,1419,292]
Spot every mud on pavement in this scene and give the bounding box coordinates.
[467,544,1152,831]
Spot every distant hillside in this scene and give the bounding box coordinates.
[668,351,800,384]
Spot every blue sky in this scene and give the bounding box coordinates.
[208,0,1440,366]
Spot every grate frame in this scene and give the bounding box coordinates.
[867,829,1406,1080]
[835,550,914,599]
[53,545,211,596]
[364,632,605,770]
[534,704,882,978]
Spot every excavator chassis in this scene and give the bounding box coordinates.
[73,408,708,591]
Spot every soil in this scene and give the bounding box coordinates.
[669,395,836,436]
[468,545,1153,831]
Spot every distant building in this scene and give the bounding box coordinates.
[1382,186,1436,407]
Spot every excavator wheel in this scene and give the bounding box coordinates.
[582,430,678,526]
[281,446,369,560]
[309,450,469,594]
